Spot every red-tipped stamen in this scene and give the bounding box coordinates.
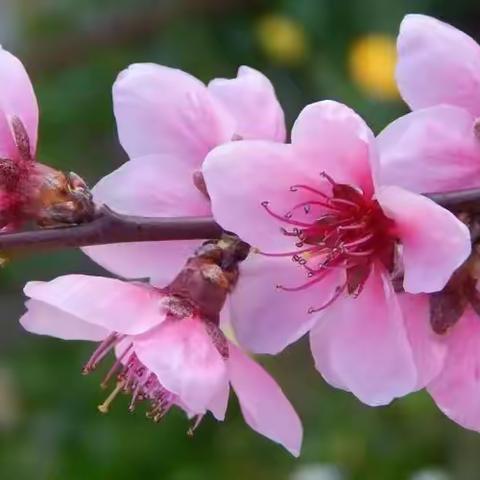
[262,172,396,307]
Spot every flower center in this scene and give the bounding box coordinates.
[261,172,396,311]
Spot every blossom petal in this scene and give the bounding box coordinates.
[208,66,286,142]
[24,275,165,335]
[83,155,209,283]
[228,344,303,456]
[20,299,109,341]
[229,254,343,354]
[204,140,323,252]
[428,309,480,432]
[291,101,376,195]
[398,293,447,389]
[134,317,228,413]
[397,14,480,115]
[0,47,38,159]
[376,186,471,294]
[91,155,210,217]
[309,264,417,406]
[113,63,235,164]
[207,378,230,421]
[83,241,200,287]
[377,105,480,193]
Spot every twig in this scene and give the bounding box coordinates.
[0,207,222,253]
[0,188,479,254]
[425,188,480,213]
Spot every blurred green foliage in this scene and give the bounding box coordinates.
[1,1,480,479]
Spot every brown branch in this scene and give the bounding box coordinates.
[0,188,479,255]
[0,207,222,254]
[425,188,480,213]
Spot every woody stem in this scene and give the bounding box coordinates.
[426,188,480,213]
[0,188,479,254]
[0,206,223,254]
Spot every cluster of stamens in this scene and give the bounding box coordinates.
[261,172,396,311]
[82,333,179,425]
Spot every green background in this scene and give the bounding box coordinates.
[0,1,478,479]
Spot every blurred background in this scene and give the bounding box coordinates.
[0,0,479,479]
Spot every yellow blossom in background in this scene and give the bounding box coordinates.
[256,14,308,66]
[348,34,399,100]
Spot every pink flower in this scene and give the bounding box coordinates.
[0,47,93,229]
[202,100,470,405]
[83,64,285,285]
[20,274,302,456]
[376,14,480,432]
[378,14,480,193]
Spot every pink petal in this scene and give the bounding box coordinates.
[83,241,200,287]
[0,47,38,159]
[291,101,376,196]
[24,275,166,335]
[229,254,344,354]
[134,317,229,413]
[309,264,417,406]
[428,309,480,431]
[83,155,209,283]
[113,63,235,164]
[204,102,377,252]
[398,293,447,389]
[20,299,109,341]
[228,343,303,456]
[208,66,286,142]
[91,155,210,216]
[204,140,325,252]
[207,379,230,421]
[376,186,471,294]
[377,105,480,193]
[397,14,480,115]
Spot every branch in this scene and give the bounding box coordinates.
[0,188,480,254]
[0,207,223,254]
[425,188,480,213]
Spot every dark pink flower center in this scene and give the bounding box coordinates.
[262,173,396,311]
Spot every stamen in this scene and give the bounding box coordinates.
[262,171,395,308]
[83,333,123,374]
[280,227,300,237]
[98,380,126,414]
[128,382,143,412]
[287,200,340,214]
[319,171,336,185]
[276,269,330,292]
[338,222,367,231]
[342,233,374,249]
[289,184,329,198]
[100,343,133,389]
[345,248,375,257]
[187,415,205,436]
[261,201,313,227]
[308,283,347,314]
[258,246,316,257]
[330,198,360,210]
